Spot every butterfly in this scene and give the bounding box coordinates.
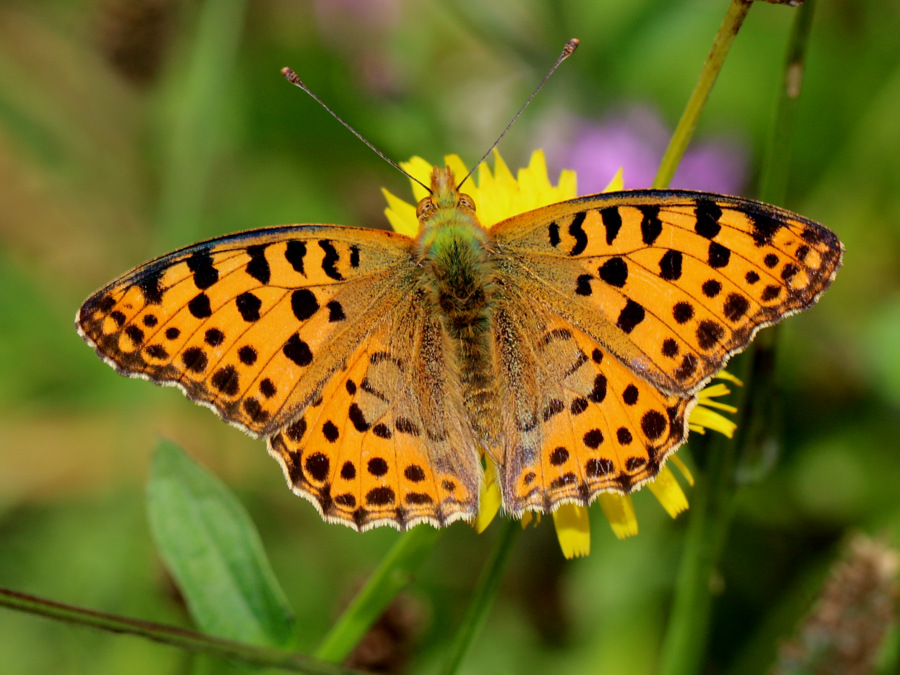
[77,160,843,532]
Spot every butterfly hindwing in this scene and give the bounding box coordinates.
[267,290,481,531]
[491,190,843,397]
[491,299,690,515]
[77,225,417,436]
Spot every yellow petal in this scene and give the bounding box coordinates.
[491,150,516,191]
[399,156,433,201]
[688,405,737,438]
[669,455,695,487]
[603,167,625,193]
[381,188,418,236]
[473,456,502,533]
[523,149,550,190]
[597,493,638,539]
[647,466,689,518]
[557,169,577,200]
[443,154,470,183]
[715,370,743,386]
[552,504,591,558]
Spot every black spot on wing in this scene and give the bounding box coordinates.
[237,345,257,365]
[137,268,164,304]
[696,320,724,350]
[236,292,262,322]
[750,214,781,247]
[124,325,144,344]
[349,403,370,431]
[600,206,622,245]
[210,365,240,396]
[723,293,749,322]
[658,250,682,281]
[285,240,307,275]
[318,240,344,281]
[695,199,722,239]
[283,333,313,366]
[186,249,219,289]
[708,242,731,268]
[598,257,628,287]
[205,328,224,346]
[567,212,588,256]
[575,274,593,296]
[245,244,271,284]
[639,205,662,245]
[702,279,722,297]
[188,293,212,319]
[327,300,346,322]
[673,302,694,324]
[548,221,560,247]
[182,346,207,372]
[291,289,319,321]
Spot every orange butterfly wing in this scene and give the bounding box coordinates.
[78,226,413,435]
[268,294,480,531]
[78,224,481,530]
[489,190,842,511]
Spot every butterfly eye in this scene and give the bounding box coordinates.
[458,194,476,212]
[416,197,436,219]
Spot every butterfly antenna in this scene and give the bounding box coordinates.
[281,67,432,193]
[457,38,580,189]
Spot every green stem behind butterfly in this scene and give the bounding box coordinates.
[314,524,442,663]
[652,0,753,191]
[439,519,521,675]
[657,2,817,674]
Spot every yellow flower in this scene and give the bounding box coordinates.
[383,150,738,559]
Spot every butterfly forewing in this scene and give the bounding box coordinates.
[78,225,416,436]
[490,190,843,397]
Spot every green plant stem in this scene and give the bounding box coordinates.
[658,414,742,675]
[0,587,359,675]
[440,519,521,675]
[733,0,818,484]
[759,0,817,206]
[652,0,753,190]
[658,3,816,674]
[315,525,442,663]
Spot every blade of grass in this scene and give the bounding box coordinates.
[440,519,520,675]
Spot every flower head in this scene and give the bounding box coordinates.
[383,150,738,558]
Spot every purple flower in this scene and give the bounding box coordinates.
[547,105,748,195]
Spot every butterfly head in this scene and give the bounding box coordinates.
[416,167,486,254]
[416,167,478,222]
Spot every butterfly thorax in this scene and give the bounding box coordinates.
[417,167,499,445]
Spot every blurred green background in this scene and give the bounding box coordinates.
[1,1,898,673]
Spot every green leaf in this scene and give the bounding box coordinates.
[147,439,295,648]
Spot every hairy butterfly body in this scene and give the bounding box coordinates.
[78,166,842,531]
